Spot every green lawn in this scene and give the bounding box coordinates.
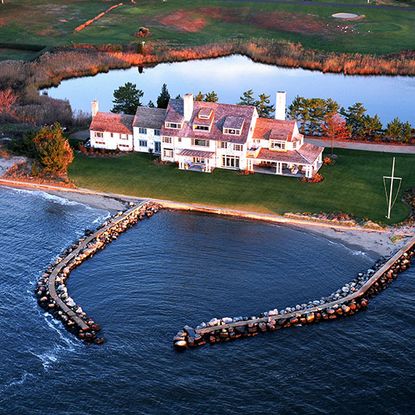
[1,0,415,60]
[69,149,415,224]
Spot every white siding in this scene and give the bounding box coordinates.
[90,131,133,151]
[133,127,161,154]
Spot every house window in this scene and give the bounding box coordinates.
[165,122,182,129]
[110,133,114,138]
[222,155,240,169]
[95,132,103,138]
[178,137,182,143]
[192,157,205,164]
[194,125,210,131]
[95,141,105,145]
[139,140,147,147]
[162,137,172,144]
[163,148,173,158]
[154,129,161,136]
[191,138,209,147]
[220,142,227,149]
[270,141,286,150]
[224,128,241,136]
[138,127,147,135]
[120,134,128,140]
[119,144,130,148]
[233,144,243,151]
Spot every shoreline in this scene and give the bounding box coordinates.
[1,178,413,258]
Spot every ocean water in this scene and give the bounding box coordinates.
[0,186,414,414]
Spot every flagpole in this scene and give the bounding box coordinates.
[387,157,396,220]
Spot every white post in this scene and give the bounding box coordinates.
[387,157,396,220]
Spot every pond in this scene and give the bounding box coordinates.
[45,55,415,125]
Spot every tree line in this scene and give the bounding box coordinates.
[111,83,413,143]
[288,96,412,143]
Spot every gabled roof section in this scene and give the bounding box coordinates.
[197,107,213,120]
[165,99,185,124]
[223,116,245,130]
[133,107,166,130]
[90,112,134,135]
[253,118,299,142]
[161,99,256,144]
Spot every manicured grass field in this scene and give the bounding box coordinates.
[69,149,415,224]
[0,0,415,60]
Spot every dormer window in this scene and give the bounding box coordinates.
[193,125,210,132]
[165,122,182,129]
[270,140,286,150]
[223,116,244,136]
[223,128,242,136]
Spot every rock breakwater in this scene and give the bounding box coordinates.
[173,238,415,350]
[35,200,161,345]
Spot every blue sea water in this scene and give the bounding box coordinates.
[0,186,414,414]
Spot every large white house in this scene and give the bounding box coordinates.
[90,92,324,178]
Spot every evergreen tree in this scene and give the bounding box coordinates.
[111,82,143,114]
[32,123,74,176]
[175,94,181,99]
[308,98,328,135]
[156,83,170,109]
[195,91,204,101]
[204,91,219,103]
[385,117,410,143]
[340,102,367,138]
[402,121,412,143]
[255,93,275,118]
[148,100,155,108]
[288,96,311,134]
[362,114,382,141]
[238,89,256,106]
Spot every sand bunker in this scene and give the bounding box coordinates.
[332,13,363,20]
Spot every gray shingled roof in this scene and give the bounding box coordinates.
[133,107,166,129]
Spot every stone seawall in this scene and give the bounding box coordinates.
[35,200,161,345]
[173,237,415,350]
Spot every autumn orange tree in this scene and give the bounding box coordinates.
[0,88,17,115]
[321,113,351,156]
[32,123,74,176]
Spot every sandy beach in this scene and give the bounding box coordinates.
[0,177,413,257]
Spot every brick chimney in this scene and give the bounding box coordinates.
[275,91,286,121]
[183,93,193,122]
[91,99,99,117]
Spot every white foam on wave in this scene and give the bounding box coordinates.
[30,315,81,371]
[92,211,111,224]
[8,187,92,209]
[0,372,34,393]
[327,239,372,259]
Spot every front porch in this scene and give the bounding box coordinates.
[177,149,215,173]
[252,163,306,177]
